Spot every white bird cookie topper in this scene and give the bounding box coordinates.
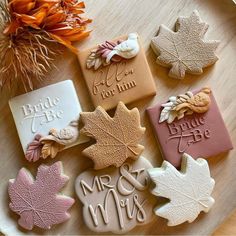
[106,33,140,63]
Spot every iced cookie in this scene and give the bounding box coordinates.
[8,162,74,230]
[148,153,215,226]
[151,10,220,79]
[75,156,156,233]
[80,101,145,169]
[147,87,233,167]
[9,80,89,161]
[78,33,156,110]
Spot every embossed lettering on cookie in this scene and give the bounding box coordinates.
[78,33,156,110]
[75,156,156,233]
[146,87,233,167]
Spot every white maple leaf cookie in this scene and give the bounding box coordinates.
[147,153,215,226]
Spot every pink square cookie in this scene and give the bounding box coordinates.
[147,89,233,167]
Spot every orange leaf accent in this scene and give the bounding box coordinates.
[48,26,85,36]
[63,30,90,42]
[3,20,20,35]
[31,6,49,26]
[41,140,64,159]
[14,13,40,29]
[10,1,35,14]
[43,11,66,27]
[49,33,78,53]
[74,1,85,8]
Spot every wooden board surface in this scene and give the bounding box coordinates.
[213,209,236,235]
[0,0,236,235]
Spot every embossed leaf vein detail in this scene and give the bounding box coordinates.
[8,162,74,230]
[148,153,215,226]
[80,102,145,169]
[156,178,210,208]
[151,10,220,79]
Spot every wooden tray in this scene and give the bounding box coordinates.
[1,0,236,234]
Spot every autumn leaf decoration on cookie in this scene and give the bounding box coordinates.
[86,33,140,70]
[25,119,79,162]
[8,162,74,230]
[80,102,145,169]
[159,87,211,124]
[151,10,220,79]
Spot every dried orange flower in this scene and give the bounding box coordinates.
[0,0,91,90]
[4,0,92,53]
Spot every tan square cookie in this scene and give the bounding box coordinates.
[78,34,156,110]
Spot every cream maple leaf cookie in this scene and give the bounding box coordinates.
[147,153,215,226]
[8,162,74,230]
[151,10,220,79]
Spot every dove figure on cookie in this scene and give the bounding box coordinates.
[106,33,140,63]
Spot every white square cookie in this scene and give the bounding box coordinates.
[9,80,88,153]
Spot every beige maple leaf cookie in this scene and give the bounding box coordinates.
[80,102,145,169]
[151,10,220,79]
[148,153,215,226]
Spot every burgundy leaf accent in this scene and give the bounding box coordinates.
[96,40,123,61]
[25,134,43,162]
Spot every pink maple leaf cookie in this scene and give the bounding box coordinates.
[8,161,74,230]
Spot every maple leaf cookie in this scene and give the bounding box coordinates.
[151,10,220,79]
[80,101,145,169]
[148,153,215,226]
[8,162,74,230]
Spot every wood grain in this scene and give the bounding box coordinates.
[0,0,236,235]
[213,210,236,235]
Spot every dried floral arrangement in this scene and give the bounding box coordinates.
[0,0,91,91]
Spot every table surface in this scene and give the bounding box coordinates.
[213,209,236,235]
[0,0,236,235]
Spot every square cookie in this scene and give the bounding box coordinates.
[147,88,233,167]
[9,80,88,153]
[78,33,156,110]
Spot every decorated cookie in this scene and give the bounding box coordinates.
[80,102,145,169]
[148,153,215,226]
[151,10,220,79]
[78,33,156,110]
[8,162,74,230]
[75,156,156,233]
[147,87,233,167]
[9,80,89,161]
